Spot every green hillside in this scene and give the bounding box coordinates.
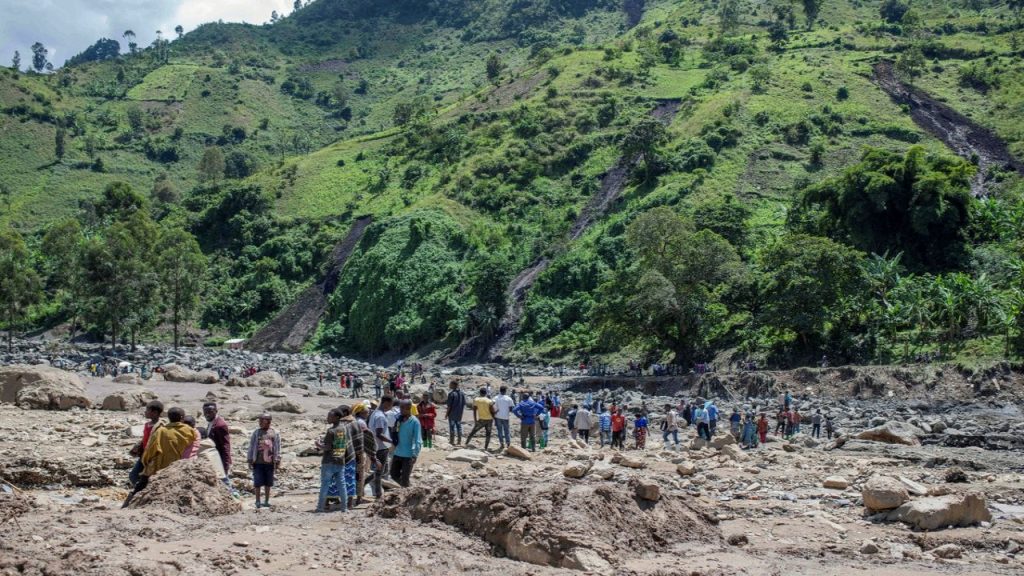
[1,0,1023,367]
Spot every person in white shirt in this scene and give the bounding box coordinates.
[575,405,593,444]
[492,385,515,450]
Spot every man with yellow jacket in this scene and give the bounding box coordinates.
[142,407,196,477]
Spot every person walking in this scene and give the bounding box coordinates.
[316,409,349,513]
[566,404,579,440]
[633,412,648,449]
[598,406,612,448]
[575,404,593,444]
[417,393,436,448]
[825,414,835,439]
[811,409,822,439]
[729,408,742,438]
[611,407,627,449]
[741,412,758,448]
[493,386,514,450]
[445,381,467,446]
[694,403,711,441]
[757,413,769,445]
[390,400,422,487]
[661,404,679,449]
[246,413,281,509]
[465,388,495,450]
[706,400,719,438]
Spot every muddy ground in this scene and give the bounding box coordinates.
[1,360,1023,575]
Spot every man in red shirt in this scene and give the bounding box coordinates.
[129,401,164,488]
[610,406,627,450]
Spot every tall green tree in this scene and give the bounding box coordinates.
[802,0,825,29]
[468,252,512,340]
[719,0,741,33]
[486,53,504,83]
[198,146,226,182]
[797,146,974,271]
[622,116,668,180]
[11,51,20,71]
[0,230,42,352]
[595,207,744,361]
[758,234,866,351]
[30,42,48,73]
[157,227,206,349]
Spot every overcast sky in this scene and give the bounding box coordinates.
[1,0,295,68]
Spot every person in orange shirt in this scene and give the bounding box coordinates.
[610,406,627,450]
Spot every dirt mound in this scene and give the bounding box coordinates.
[128,458,241,517]
[374,478,719,571]
[1,490,32,526]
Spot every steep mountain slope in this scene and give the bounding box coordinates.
[2,0,1023,366]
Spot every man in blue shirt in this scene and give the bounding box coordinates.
[391,400,422,487]
[513,393,541,451]
[706,400,719,437]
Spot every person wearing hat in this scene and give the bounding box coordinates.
[247,413,281,509]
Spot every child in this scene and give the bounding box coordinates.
[417,393,436,448]
[633,412,648,449]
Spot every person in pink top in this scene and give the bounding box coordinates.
[180,415,201,459]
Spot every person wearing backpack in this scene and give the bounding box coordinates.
[316,409,349,513]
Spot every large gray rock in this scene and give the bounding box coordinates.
[262,399,305,414]
[855,421,923,446]
[886,493,992,531]
[100,388,158,411]
[505,445,533,461]
[446,449,489,464]
[0,365,90,410]
[162,364,218,384]
[563,461,591,479]
[862,475,910,512]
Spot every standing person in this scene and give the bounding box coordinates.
[352,403,374,504]
[369,397,394,499]
[706,400,719,438]
[373,374,382,399]
[634,412,648,449]
[694,403,711,441]
[757,413,769,445]
[575,404,593,444]
[775,408,787,435]
[680,400,693,428]
[181,415,201,459]
[611,407,627,449]
[464,388,495,450]
[512,393,539,451]
[598,405,612,448]
[538,408,550,448]
[784,390,792,410]
[417,393,437,448]
[783,408,794,439]
[202,403,232,485]
[128,401,164,488]
[825,414,835,439]
[391,400,422,487]
[493,386,515,450]
[741,412,757,448]
[791,407,802,435]
[551,393,561,418]
[445,381,467,447]
[316,409,349,513]
[661,404,679,449]
[566,404,579,440]
[811,409,822,439]
[338,406,364,509]
[729,408,742,438]
[247,414,281,509]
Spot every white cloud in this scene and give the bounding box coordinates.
[0,0,294,69]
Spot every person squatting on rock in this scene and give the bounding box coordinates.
[247,413,281,509]
[129,400,164,488]
[445,381,467,446]
[464,388,495,450]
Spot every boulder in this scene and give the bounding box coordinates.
[944,467,969,483]
[859,540,879,555]
[862,475,910,512]
[100,388,158,411]
[563,461,591,479]
[633,479,660,501]
[446,449,489,464]
[162,364,218,384]
[610,452,646,469]
[259,388,288,398]
[898,476,930,497]
[710,434,736,450]
[112,373,142,386]
[247,371,287,388]
[505,445,533,461]
[823,476,850,490]
[261,399,304,414]
[855,421,922,446]
[886,493,992,531]
[676,462,697,476]
[931,543,963,559]
[0,364,82,400]
[721,444,748,462]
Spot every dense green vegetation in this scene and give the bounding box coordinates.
[1,0,1024,366]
